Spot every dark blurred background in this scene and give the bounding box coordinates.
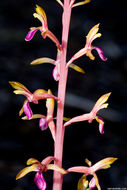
[0,0,127,189]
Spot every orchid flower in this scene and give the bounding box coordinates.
[16,156,67,190]
[22,89,56,141]
[25,5,61,50]
[30,50,85,81]
[64,93,111,134]
[9,81,58,119]
[67,24,107,68]
[68,157,117,190]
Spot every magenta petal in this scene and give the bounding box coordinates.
[97,116,104,134]
[25,28,40,41]
[52,66,60,81]
[99,122,104,134]
[39,118,48,131]
[92,47,107,61]
[34,172,47,190]
[23,101,33,119]
[89,177,96,189]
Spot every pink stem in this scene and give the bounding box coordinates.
[53,1,72,190]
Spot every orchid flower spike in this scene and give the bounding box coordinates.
[9,81,58,120]
[25,5,61,50]
[22,90,56,141]
[64,93,111,134]
[67,24,107,68]
[68,157,118,190]
[30,50,85,81]
[16,156,67,190]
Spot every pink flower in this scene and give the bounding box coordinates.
[16,156,67,190]
[9,81,58,119]
[25,5,61,49]
[68,157,118,190]
[64,93,111,134]
[30,50,85,81]
[22,89,56,141]
[67,24,107,68]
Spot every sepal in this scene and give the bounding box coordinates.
[47,164,67,174]
[72,0,90,8]
[91,157,118,172]
[16,164,39,180]
[77,175,89,190]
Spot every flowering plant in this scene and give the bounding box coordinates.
[10,1,118,190]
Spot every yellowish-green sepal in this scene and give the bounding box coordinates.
[77,175,89,190]
[56,0,63,7]
[86,24,100,43]
[47,164,67,174]
[27,158,39,165]
[69,63,85,74]
[9,81,29,91]
[16,164,38,180]
[85,158,92,167]
[92,157,118,172]
[34,89,47,96]
[35,5,47,20]
[46,89,54,115]
[63,117,71,122]
[22,114,44,120]
[30,57,54,65]
[73,0,91,8]
[94,92,111,111]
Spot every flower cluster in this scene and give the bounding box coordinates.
[16,156,67,190]
[9,81,58,140]
[16,156,117,190]
[68,157,118,190]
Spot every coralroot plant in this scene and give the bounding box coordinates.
[10,0,118,190]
